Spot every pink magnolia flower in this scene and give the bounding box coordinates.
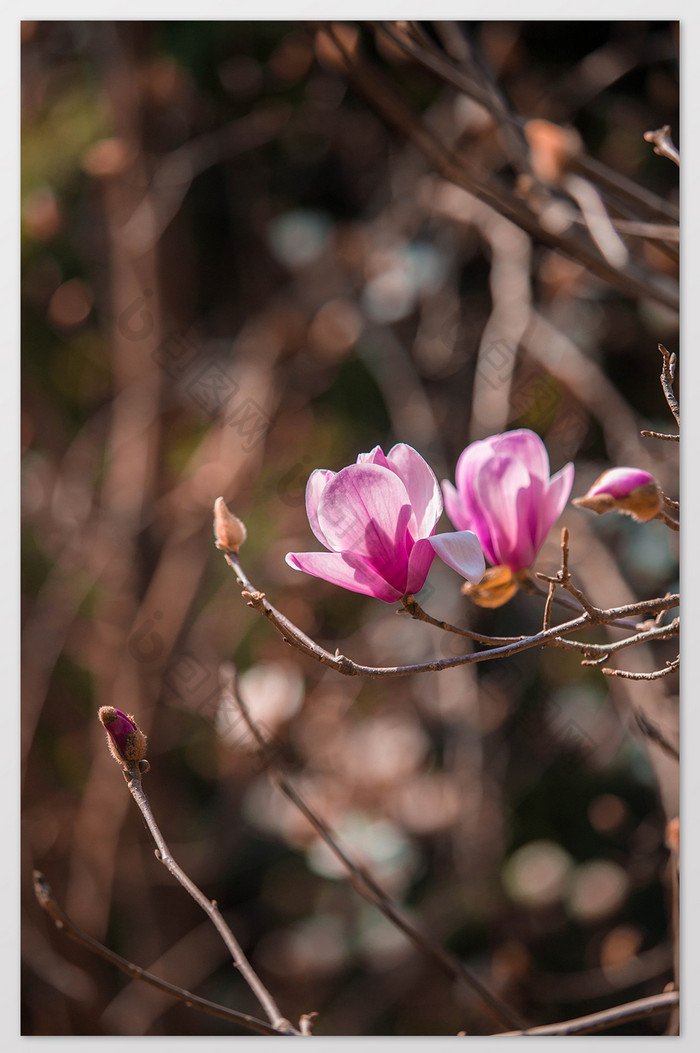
[573,466,661,522]
[442,429,574,573]
[285,444,485,601]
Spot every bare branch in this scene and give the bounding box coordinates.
[632,708,680,761]
[320,23,678,311]
[658,344,680,426]
[495,989,678,1036]
[640,429,679,443]
[219,666,528,1033]
[601,657,680,683]
[644,125,680,167]
[113,756,299,1034]
[32,871,287,1037]
[222,546,678,679]
[400,594,527,645]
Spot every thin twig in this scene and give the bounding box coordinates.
[654,508,680,531]
[520,572,639,630]
[219,665,528,1033]
[644,125,680,167]
[632,708,680,761]
[601,657,680,682]
[542,581,556,632]
[576,619,679,660]
[603,218,679,241]
[122,765,299,1034]
[536,528,604,621]
[495,989,678,1036]
[640,429,679,442]
[32,871,288,1037]
[400,594,527,644]
[320,23,678,311]
[658,344,680,426]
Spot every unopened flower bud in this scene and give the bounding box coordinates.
[213,497,247,552]
[573,467,661,522]
[99,707,148,767]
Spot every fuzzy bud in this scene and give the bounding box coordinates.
[573,467,661,522]
[213,497,247,552]
[99,707,148,767]
[461,565,519,608]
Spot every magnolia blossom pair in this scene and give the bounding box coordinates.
[286,430,574,603]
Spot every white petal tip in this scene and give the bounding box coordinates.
[429,531,486,584]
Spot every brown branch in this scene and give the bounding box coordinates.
[654,509,680,531]
[320,23,678,311]
[495,989,678,1036]
[632,708,680,761]
[32,871,289,1037]
[223,548,678,679]
[120,763,298,1034]
[519,572,639,630]
[575,619,679,661]
[640,429,679,443]
[601,657,680,682]
[536,528,604,621]
[400,594,527,644]
[603,219,679,241]
[658,344,680,426]
[219,665,528,1033]
[644,125,680,167]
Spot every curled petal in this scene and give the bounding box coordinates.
[538,462,575,550]
[405,536,437,594]
[441,479,468,531]
[385,443,443,537]
[495,428,551,482]
[429,530,485,584]
[305,469,336,547]
[285,550,402,601]
[356,446,390,470]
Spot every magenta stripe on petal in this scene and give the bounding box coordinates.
[285,550,402,601]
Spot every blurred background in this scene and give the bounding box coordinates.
[21,20,679,1037]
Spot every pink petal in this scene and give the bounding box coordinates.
[356,446,390,469]
[429,531,485,584]
[586,466,651,499]
[405,536,437,594]
[537,462,574,552]
[317,463,412,577]
[285,550,401,601]
[495,429,550,482]
[441,480,469,531]
[454,437,496,499]
[473,455,531,566]
[509,478,543,570]
[305,469,336,547]
[385,443,442,538]
[453,440,498,555]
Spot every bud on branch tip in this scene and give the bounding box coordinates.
[214,497,247,552]
[98,706,148,768]
[573,467,661,522]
